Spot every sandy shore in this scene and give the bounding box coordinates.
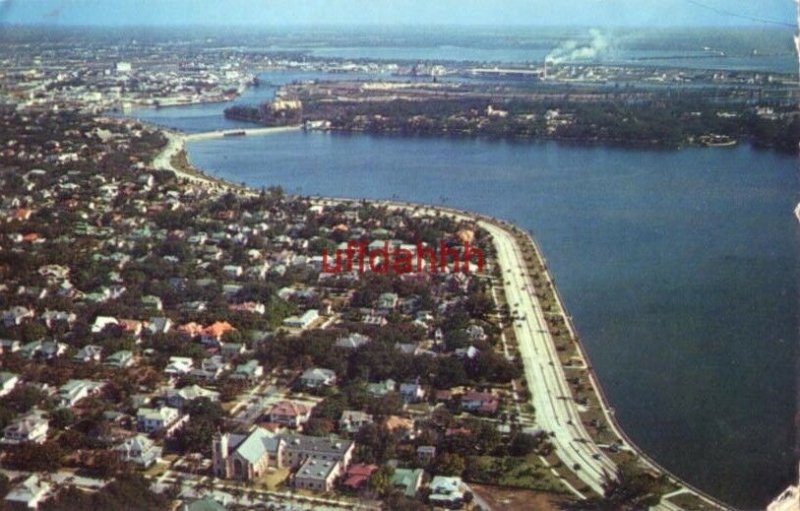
[151,130,217,186]
[152,126,303,188]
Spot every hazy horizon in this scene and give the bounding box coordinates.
[0,0,795,28]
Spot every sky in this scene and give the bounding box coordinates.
[0,0,796,28]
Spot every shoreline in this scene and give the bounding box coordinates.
[150,126,303,190]
[150,126,733,510]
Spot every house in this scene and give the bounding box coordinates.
[230,360,263,383]
[40,310,76,329]
[282,309,319,329]
[417,445,436,464]
[454,346,480,360]
[339,410,373,434]
[293,458,341,492]
[434,389,452,403]
[299,368,337,389]
[391,468,424,498]
[220,342,246,359]
[229,302,266,315]
[119,319,144,338]
[2,306,34,327]
[115,434,163,467]
[222,265,244,278]
[147,316,173,335]
[377,292,399,311]
[137,406,182,434]
[335,333,371,350]
[178,322,204,338]
[191,355,229,382]
[181,497,226,511]
[365,378,396,397]
[164,356,194,376]
[465,324,487,342]
[200,321,236,346]
[105,350,135,369]
[21,341,67,360]
[141,295,163,311]
[4,474,53,511]
[399,381,426,403]
[461,391,500,416]
[91,315,118,333]
[0,372,19,397]
[3,410,49,444]
[162,385,219,410]
[384,416,417,440]
[0,339,20,353]
[395,342,422,356]
[429,476,467,507]
[72,344,103,363]
[342,463,378,491]
[190,355,230,382]
[58,379,104,408]
[267,401,311,428]
[41,341,67,359]
[361,314,387,326]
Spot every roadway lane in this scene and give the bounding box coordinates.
[481,221,616,495]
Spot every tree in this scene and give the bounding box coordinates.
[432,452,465,476]
[50,408,75,430]
[0,473,10,500]
[368,465,394,495]
[22,322,48,343]
[304,418,334,437]
[565,461,665,511]
[7,441,63,472]
[175,398,226,455]
[42,473,170,511]
[509,432,540,457]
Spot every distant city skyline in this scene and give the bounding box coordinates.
[0,0,795,28]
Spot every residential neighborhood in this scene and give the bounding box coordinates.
[0,107,542,510]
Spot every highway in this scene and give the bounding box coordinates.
[480,221,617,496]
[307,198,729,509]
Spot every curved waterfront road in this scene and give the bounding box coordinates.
[481,221,617,495]
[479,219,722,511]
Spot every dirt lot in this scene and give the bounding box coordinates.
[470,483,572,511]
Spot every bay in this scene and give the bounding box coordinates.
[186,131,800,509]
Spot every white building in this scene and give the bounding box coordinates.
[137,406,182,434]
[3,410,49,444]
[282,309,319,329]
[4,474,52,510]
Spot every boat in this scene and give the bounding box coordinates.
[794,202,800,223]
[223,130,246,137]
[699,134,737,147]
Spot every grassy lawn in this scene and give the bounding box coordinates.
[143,461,169,478]
[668,493,724,511]
[258,466,290,491]
[465,454,569,494]
[545,452,598,498]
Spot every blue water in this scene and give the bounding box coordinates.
[128,70,390,133]
[183,131,800,509]
[131,57,800,507]
[301,46,797,73]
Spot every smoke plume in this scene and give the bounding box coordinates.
[546,29,610,64]
[795,0,800,79]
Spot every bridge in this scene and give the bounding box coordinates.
[185,125,302,141]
